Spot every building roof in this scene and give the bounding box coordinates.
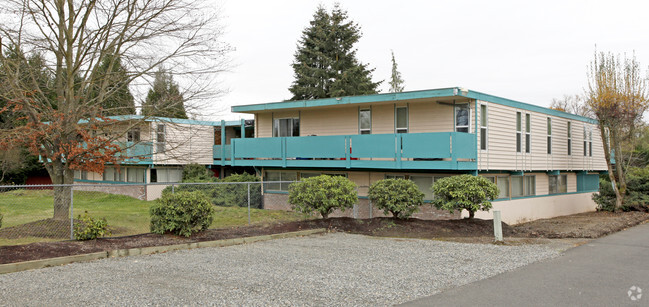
[102,115,251,127]
[231,87,597,124]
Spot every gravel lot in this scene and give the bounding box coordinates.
[0,233,562,306]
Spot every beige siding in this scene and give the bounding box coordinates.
[372,104,395,134]
[409,101,454,133]
[256,113,272,138]
[567,172,577,193]
[479,101,607,172]
[300,107,357,136]
[534,172,549,195]
[153,122,214,165]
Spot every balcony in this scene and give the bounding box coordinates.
[119,141,153,164]
[213,132,477,170]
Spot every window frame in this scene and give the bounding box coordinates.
[567,121,572,156]
[454,104,470,133]
[525,113,531,153]
[127,127,141,143]
[359,108,371,135]
[516,112,522,153]
[395,106,408,134]
[156,124,165,153]
[547,117,552,155]
[273,117,300,137]
[548,174,568,194]
[480,104,488,150]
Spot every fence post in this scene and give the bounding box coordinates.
[369,199,373,219]
[247,183,251,225]
[70,187,74,240]
[172,184,175,194]
[493,210,503,243]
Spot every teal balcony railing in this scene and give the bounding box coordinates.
[118,141,153,164]
[213,132,476,170]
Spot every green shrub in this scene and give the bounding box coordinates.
[182,163,217,182]
[0,211,3,228]
[288,175,358,218]
[595,167,649,211]
[213,173,262,208]
[432,175,499,219]
[593,176,616,212]
[73,212,111,240]
[150,191,214,237]
[368,179,425,219]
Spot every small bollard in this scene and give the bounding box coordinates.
[493,210,503,243]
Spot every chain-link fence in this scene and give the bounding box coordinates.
[0,181,299,247]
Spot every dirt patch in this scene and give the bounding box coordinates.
[512,211,649,238]
[2,211,649,265]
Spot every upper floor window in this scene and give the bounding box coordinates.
[516,112,522,153]
[480,104,487,150]
[455,104,470,133]
[583,126,587,157]
[567,122,572,155]
[359,109,371,134]
[156,124,165,153]
[273,118,299,137]
[127,127,140,142]
[525,113,531,153]
[395,106,408,133]
[589,128,593,157]
[547,117,552,154]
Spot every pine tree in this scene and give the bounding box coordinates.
[289,4,381,100]
[91,52,135,115]
[388,50,405,93]
[142,69,187,119]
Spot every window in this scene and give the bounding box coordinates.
[516,112,522,153]
[395,106,408,133]
[549,175,568,194]
[589,128,593,157]
[496,176,510,199]
[127,168,146,183]
[511,176,536,198]
[583,126,587,157]
[455,104,470,133]
[264,171,297,191]
[273,118,299,137]
[103,167,124,182]
[154,168,183,183]
[127,128,141,143]
[410,176,433,200]
[156,124,165,153]
[567,122,572,156]
[480,104,487,150]
[359,109,371,134]
[547,117,552,154]
[386,174,406,179]
[74,170,88,180]
[525,114,531,153]
[300,172,320,179]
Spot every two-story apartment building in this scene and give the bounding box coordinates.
[73,115,254,200]
[225,87,606,224]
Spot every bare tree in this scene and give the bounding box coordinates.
[0,0,229,220]
[549,94,592,118]
[586,51,649,210]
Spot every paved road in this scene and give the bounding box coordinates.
[403,222,649,306]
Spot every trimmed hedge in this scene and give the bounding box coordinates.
[368,178,424,219]
[288,175,357,218]
[150,191,214,237]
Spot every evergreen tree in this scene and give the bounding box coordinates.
[142,68,187,119]
[90,52,135,115]
[388,50,405,93]
[289,4,381,100]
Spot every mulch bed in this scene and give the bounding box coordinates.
[2,211,648,265]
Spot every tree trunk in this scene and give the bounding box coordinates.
[468,210,475,219]
[47,161,74,221]
[611,129,627,204]
[599,123,624,211]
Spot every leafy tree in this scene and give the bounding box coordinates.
[288,4,381,100]
[586,51,649,210]
[388,50,405,93]
[432,175,499,219]
[288,175,358,218]
[549,94,591,117]
[142,68,188,119]
[0,0,227,220]
[88,51,135,116]
[368,178,423,219]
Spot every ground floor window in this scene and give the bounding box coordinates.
[549,174,568,194]
[265,171,297,191]
[102,166,146,183]
[511,175,536,198]
[485,175,510,199]
[152,167,183,183]
[74,170,88,180]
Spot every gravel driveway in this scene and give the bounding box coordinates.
[0,233,562,306]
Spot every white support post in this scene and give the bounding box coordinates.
[247,183,251,225]
[493,210,503,243]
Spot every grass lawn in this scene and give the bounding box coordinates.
[0,189,307,246]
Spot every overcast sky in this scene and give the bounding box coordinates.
[213,0,649,120]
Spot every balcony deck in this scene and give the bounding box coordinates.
[119,141,153,164]
[214,132,477,170]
